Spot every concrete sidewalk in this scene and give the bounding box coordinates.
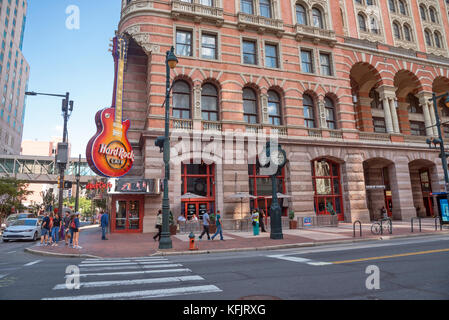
[25,222,449,258]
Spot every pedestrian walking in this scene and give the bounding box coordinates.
[40,212,50,246]
[100,210,109,240]
[48,212,54,246]
[251,209,259,236]
[259,209,267,232]
[153,210,162,241]
[71,212,81,249]
[199,210,211,240]
[63,211,71,246]
[51,213,62,246]
[211,210,224,241]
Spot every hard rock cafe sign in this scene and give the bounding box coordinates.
[86,35,134,178]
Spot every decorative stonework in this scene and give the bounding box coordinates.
[122,24,160,54]
[121,0,153,18]
[261,93,269,124]
[193,85,202,120]
[354,2,385,44]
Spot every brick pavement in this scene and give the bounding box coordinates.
[25,221,449,258]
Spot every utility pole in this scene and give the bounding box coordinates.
[75,154,81,212]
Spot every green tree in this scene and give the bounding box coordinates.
[0,177,33,222]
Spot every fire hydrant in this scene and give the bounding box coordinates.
[189,232,197,250]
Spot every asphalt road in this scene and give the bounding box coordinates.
[0,234,448,300]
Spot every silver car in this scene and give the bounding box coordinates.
[2,218,41,242]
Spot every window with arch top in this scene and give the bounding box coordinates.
[403,24,411,41]
[296,3,307,25]
[172,80,192,119]
[324,97,336,130]
[407,93,422,114]
[393,22,401,39]
[424,29,432,46]
[434,32,442,48]
[243,88,258,124]
[358,14,367,31]
[312,7,324,28]
[267,90,282,126]
[201,83,219,121]
[429,7,437,23]
[398,0,406,15]
[388,0,396,12]
[303,94,316,128]
[420,5,427,20]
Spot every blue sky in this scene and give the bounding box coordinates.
[22,0,121,157]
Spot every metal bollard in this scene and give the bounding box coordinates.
[353,220,362,238]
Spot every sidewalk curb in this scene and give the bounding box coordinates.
[152,231,449,256]
[23,230,449,259]
[24,247,101,259]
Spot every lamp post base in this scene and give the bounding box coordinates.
[158,232,172,249]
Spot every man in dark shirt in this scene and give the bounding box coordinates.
[40,212,50,246]
[63,211,71,246]
[51,214,62,246]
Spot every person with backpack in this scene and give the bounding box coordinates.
[40,212,50,246]
[211,210,224,241]
[71,212,81,249]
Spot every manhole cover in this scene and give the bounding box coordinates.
[238,295,282,300]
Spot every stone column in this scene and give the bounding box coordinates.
[388,157,416,220]
[318,98,327,128]
[389,98,400,133]
[422,102,433,136]
[428,101,438,136]
[342,154,370,223]
[261,93,269,124]
[382,98,394,133]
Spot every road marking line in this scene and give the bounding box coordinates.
[24,260,42,267]
[80,259,167,264]
[78,261,167,267]
[43,285,222,300]
[0,274,6,279]
[267,255,331,266]
[68,268,192,278]
[78,264,183,271]
[331,248,449,264]
[7,251,16,254]
[53,275,204,290]
[84,257,158,261]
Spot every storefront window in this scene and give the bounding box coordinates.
[116,201,127,230]
[311,158,344,221]
[181,162,215,219]
[248,161,287,216]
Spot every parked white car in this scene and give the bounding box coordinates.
[2,218,41,242]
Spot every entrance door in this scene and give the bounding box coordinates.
[385,195,393,217]
[111,196,144,233]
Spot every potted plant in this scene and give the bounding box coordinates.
[289,210,297,229]
[209,212,217,234]
[169,211,177,235]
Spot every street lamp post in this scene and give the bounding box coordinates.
[75,154,81,213]
[25,91,73,217]
[426,92,449,220]
[155,47,178,250]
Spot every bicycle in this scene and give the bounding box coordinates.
[371,218,392,235]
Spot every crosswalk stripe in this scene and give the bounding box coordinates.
[84,257,158,261]
[69,268,192,278]
[80,259,167,264]
[43,285,222,300]
[53,275,204,290]
[78,264,183,272]
[24,260,42,267]
[78,261,168,267]
[268,255,331,266]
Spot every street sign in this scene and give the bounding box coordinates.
[439,198,449,224]
[303,217,312,227]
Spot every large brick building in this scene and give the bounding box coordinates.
[111,0,449,233]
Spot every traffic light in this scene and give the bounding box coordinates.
[155,136,165,153]
[63,181,73,189]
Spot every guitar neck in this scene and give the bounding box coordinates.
[114,56,125,125]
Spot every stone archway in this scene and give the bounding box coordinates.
[409,159,438,218]
[363,157,395,221]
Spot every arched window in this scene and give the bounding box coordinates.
[366,0,374,5]
[407,93,422,113]
[259,0,271,18]
[267,91,282,125]
[393,22,401,39]
[311,158,344,221]
[398,0,406,15]
[201,83,219,121]
[243,88,258,124]
[420,5,427,20]
[172,80,191,119]
[324,97,336,130]
[296,4,307,25]
[370,17,379,34]
[312,7,324,28]
[435,32,442,48]
[429,7,437,23]
[425,29,432,46]
[403,24,411,41]
[358,14,367,32]
[303,94,315,128]
[389,0,396,13]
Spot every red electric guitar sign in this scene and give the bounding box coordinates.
[86,36,134,177]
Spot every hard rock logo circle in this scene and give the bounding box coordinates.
[98,140,134,170]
